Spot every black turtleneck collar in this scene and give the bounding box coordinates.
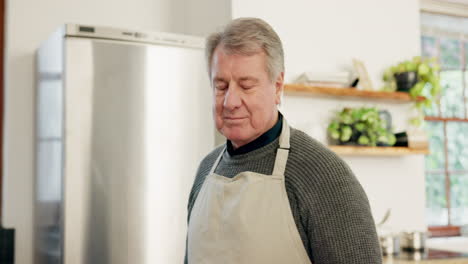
[226,112,283,156]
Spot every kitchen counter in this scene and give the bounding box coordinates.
[383,248,468,264]
[383,257,468,263]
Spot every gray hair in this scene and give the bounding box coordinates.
[205,17,285,82]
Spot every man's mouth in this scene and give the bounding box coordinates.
[224,117,246,120]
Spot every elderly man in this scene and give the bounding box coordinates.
[185,18,382,264]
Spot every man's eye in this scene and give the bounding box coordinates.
[242,85,254,90]
[215,84,227,91]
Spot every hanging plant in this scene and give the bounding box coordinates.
[382,56,441,127]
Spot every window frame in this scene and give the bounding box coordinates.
[420,6,468,237]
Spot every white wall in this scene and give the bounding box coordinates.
[3,1,183,263]
[174,0,232,37]
[232,0,426,232]
[174,0,232,146]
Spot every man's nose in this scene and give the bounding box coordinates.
[223,85,242,110]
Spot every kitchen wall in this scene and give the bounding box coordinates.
[3,0,425,263]
[173,0,232,37]
[3,1,184,263]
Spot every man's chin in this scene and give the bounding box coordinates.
[224,134,246,142]
[222,130,250,145]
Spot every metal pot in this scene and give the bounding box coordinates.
[400,231,428,251]
[379,234,400,255]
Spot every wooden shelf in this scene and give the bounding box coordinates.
[329,145,430,156]
[284,84,426,102]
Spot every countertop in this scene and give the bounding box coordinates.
[383,257,468,263]
[383,248,468,264]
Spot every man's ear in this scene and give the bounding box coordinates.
[275,72,284,105]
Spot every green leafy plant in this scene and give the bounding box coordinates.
[382,56,441,127]
[327,107,396,147]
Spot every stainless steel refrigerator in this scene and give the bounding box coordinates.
[35,24,215,264]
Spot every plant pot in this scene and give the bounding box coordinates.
[394,71,418,92]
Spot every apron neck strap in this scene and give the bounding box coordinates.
[272,118,290,177]
[208,146,226,175]
[208,116,291,177]
[278,118,290,150]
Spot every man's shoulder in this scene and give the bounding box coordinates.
[288,127,354,181]
[196,143,225,175]
[289,127,339,161]
[190,144,225,198]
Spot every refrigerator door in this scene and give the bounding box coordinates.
[62,37,214,264]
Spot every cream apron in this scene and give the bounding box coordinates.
[188,119,312,264]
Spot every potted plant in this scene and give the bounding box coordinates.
[382,56,441,126]
[327,107,396,147]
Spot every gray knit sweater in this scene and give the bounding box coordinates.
[185,126,382,264]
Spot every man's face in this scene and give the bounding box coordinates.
[210,46,284,148]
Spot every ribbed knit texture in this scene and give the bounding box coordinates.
[185,127,383,264]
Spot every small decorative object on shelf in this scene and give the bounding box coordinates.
[352,58,373,90]
[394,130,429,150]
[394,132,408,147]
[327,107,396,147]
[294,71,353,88]
[382,56,441,127]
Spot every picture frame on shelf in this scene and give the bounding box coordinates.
[352,58,374,91]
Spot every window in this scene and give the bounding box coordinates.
[421,12,468,234]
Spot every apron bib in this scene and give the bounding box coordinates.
[188,119,312,264]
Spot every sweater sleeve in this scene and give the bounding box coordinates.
[298,156,383,264]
